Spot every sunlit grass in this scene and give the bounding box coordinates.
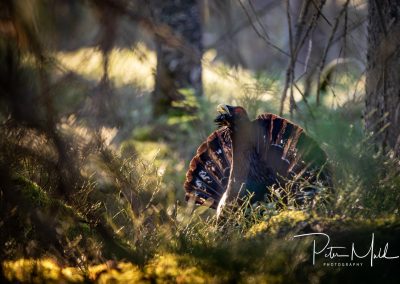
[202,49,274,104]
[55,43,156,90]
[55,44,364,120]
[55,45,275,108]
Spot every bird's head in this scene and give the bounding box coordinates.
[214,104,249,129]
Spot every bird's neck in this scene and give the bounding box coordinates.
[226,120,253,202]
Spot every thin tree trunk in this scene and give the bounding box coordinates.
[365,0,400,156]
[152,0,203,117]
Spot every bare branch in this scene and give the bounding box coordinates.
[316,0,350,106]
[237,0,295,63]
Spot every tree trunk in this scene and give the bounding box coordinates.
[152,0,203,117]
[365,1,400,156]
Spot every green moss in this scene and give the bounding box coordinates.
[6,175,97,252]
[2,259,84,283]
[144,253,214,284]
[3,257,213,284]
[268,210,309,234]
[12,175,82,219]
[246,210,309,238]
[89,262,146,283]
[66,222,91,240]
[246,221,269,238]
[13,175,50,208]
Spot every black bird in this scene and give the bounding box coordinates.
[184,104,330,210]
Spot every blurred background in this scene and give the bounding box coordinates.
[1,0,399,283]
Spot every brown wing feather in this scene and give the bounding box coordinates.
[184,127,232,208]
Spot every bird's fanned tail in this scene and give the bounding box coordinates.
[184,127,232,208]
[184,110,331,209]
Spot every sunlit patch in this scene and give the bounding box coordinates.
[203,49,270,104]
[100,127,118,147]
[55,44,156,90]
[145,253,213,283]
[216,191,228,218]
[2,259,84,283]
[157,166,166,177]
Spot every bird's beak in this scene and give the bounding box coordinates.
[216,104,230,115]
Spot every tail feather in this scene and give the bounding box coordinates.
[255,114,304,170]
[185,113,331,209]
[184,127,232,208]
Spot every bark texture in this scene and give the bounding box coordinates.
[152,0,203,117]
[365,0,400,155]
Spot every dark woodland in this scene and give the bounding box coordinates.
[0,0,399,283]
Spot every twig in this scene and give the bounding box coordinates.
[286,0,296,118]
[206,0,278,49]
[237,0,297,64]
[310,0,332,27]
[293,82,316,119]
[280,0,317,116]
[248,0,270,40]
[316,0,350,106]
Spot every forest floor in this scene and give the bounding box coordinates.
[1,46,399,283]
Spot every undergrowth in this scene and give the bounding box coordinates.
[0,39,399,284]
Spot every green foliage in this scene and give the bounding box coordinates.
[0,11,399,282]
